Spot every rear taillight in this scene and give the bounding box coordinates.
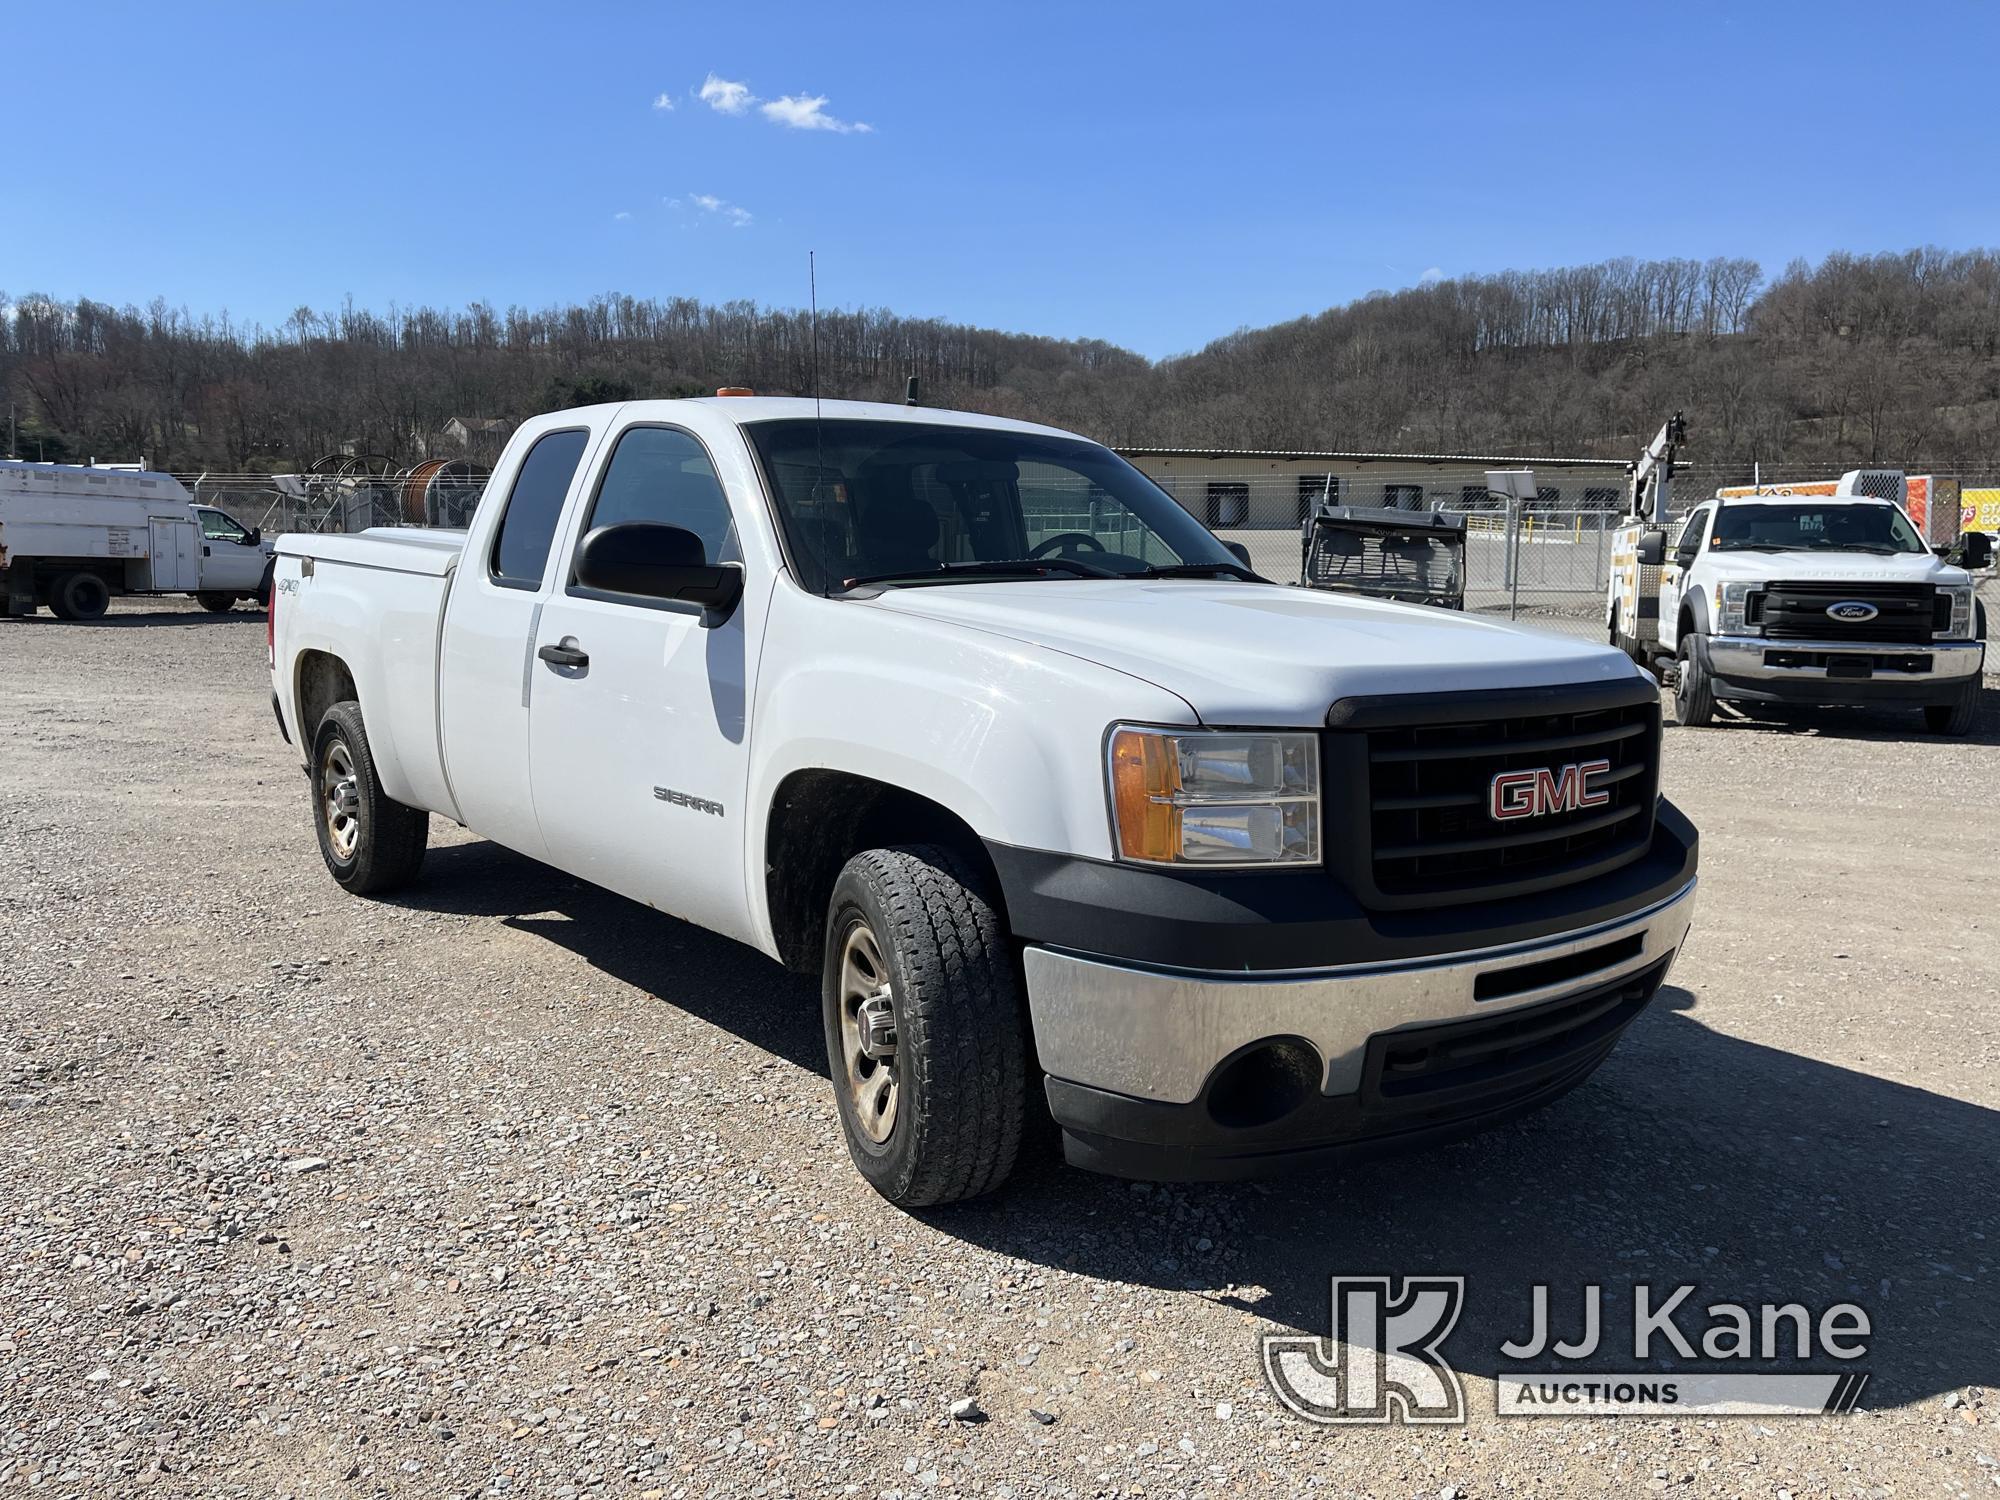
[266,588,276,669]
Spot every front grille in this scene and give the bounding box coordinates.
[1359,957,1668,1125]
[1751,580,1938,644]
[1325,680,1661,907]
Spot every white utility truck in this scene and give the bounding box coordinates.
[1,460,276,619]
[1608,421,1987,733]
[269,397,1699,1204]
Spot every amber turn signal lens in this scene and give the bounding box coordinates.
[1109,728,1181,862]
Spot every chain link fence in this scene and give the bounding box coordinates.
[1148,470,1623,642]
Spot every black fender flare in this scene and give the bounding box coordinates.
[1678,585,1713,641]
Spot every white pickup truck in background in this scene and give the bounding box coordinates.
[1611,479,1988,733]
[1,459,275,618]
[269,397,1699,1205]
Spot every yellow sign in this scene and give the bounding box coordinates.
[1963,488,2000,535]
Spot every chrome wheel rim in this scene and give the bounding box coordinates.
[837,919,899,1144]
[321,740,362,861]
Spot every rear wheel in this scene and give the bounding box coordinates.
[821,845,1029,1207]
[1674,634,1715,727]
[50,572,111,621]
[196,592,236,613]
[310,701,428,894]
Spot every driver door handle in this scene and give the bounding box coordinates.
[537,640,589,670]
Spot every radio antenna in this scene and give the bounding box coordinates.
[809,251,826,512]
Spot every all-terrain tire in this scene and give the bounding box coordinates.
[310,700,429,894]
[1923,682,1978,737]
[196,592,236,613]
[50,571,111,621]
[821,844,1030,1207]
[1675,634,1716,727]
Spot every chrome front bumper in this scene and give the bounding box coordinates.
[1705,634,1984,682]
[1022,879,1697,1105]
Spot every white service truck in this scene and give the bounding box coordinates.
[269,397,1699,1204]
[1610,470,1988,733]
[1,459,276,619]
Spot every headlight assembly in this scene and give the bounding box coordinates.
[1106,726,1319,866]
[1937,583,1974,640]
[1716,580,1758,635]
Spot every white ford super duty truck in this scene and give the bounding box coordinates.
[1612,484,1988,733]
[269,397,1699,1205]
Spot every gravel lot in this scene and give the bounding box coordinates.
[4,597,1997,1499]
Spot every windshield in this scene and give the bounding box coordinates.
[743,419,1241,593]
[1708,501,1926,556]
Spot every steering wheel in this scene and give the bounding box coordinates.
[1029,532,1107,560]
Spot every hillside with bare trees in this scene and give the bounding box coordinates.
[5,247,1998,474]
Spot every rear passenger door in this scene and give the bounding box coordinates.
[526,421,760,945]
[439,420,601,861]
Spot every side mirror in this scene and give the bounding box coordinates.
[1223,540,1252,568]
[1956,531,1993,570]
[246,527,262,545]
[575,522,743,620]
[1635,531,1665,566]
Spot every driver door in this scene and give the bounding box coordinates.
[1658,505,1708,649]
[527,422,764,947]
[193,507,268,591]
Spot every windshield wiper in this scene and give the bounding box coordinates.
[1714,542,1794,552]
[1808,542,1902,554]
[1130,562,1266,582]
[838,557,1116,591]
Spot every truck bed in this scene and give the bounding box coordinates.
[272,526,465,821]
[276,527,466,575]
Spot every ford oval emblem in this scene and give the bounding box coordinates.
[1827,601,1878,622]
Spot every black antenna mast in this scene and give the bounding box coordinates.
[809,251,827,515]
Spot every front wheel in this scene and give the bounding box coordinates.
[310,701,429,894]
[1675,634,1716,727]
[1923,682,1978,736]
[821,845,1030,1207]
[196,592,236,613]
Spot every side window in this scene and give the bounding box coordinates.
[198,509,248,541]
[490,428,590,587]
[579,426,739,568]
[1675,508,1709,564]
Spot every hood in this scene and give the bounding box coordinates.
[866,580,1642,725]
[1700,549,1964,586]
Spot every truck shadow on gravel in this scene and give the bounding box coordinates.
[398,841,1997,1409]
[1673,679,2000,745]
[1,610,265,630]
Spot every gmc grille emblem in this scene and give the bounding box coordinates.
[1489,759,1612,821]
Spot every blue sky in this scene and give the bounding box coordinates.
[7,0,1997,359]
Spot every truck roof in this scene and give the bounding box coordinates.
[585,396,1085,441]
[0,458,193,505]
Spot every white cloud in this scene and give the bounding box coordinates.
[759,93,871,133]
[698,74,755,115]
[612,211,632,221]
[1417,266,1444,285]
[691,74,873,133]
[651,92,675,112]
[682,192,752,228]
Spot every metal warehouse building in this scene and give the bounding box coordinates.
[1116,447,1631,528]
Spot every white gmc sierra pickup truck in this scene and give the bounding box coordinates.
[269,398,1698,1205]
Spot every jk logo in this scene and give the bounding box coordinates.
[1262,1276,1466,1424]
